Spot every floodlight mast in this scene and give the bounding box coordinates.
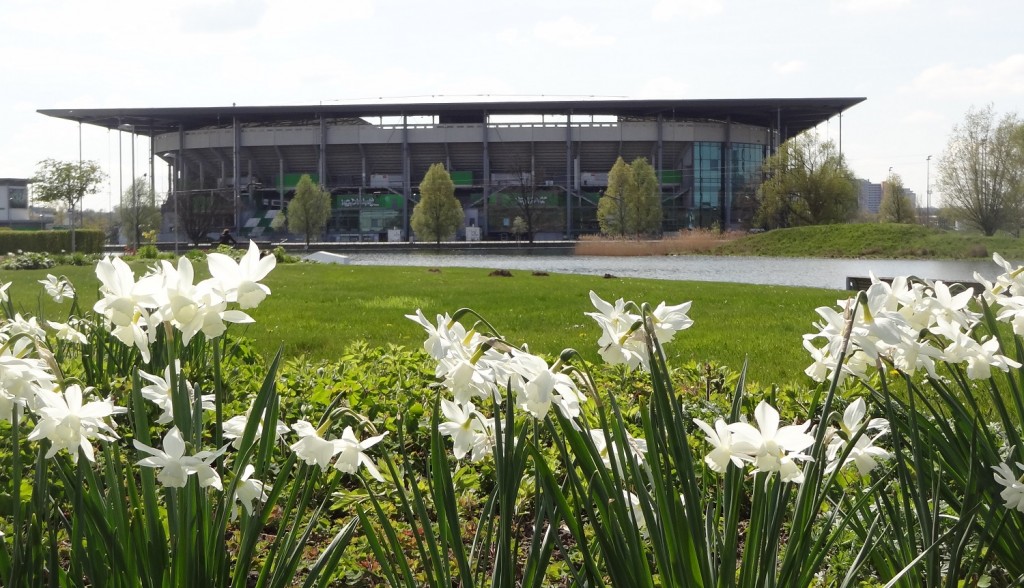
[926,155,932,227]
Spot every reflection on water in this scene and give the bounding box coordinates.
[344,252,1005,290]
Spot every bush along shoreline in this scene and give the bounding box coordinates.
[0,242,1022,586]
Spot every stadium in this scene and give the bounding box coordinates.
[39,98,864,242]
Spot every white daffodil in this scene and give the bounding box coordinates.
[992,461,1024,512]
[621,491,647,536]
[93,256,160,327]
[232,464,268,518]
[93,256,163,362]
[406,309,459,360]
[222,402,290,450]
[27,384,126,463]
[838,398,889,437]
[39,274,74,303]
[333,426,387,481]
[289,420,342,469]
[728,401,815,483]
[0,354,55,422]
[435,337,501,405]
[505,351,584,421]
[46,320,88,345]
[138,363,212,425]
[693,417,746,473]
[978,253,1024,299]
[650,300,693,344]
[8,313,46,341]
[823,398,892,476]
[437,399,492,461]
[134,426,223,490]
[0,281,11,303]
[586,291,648,371]
[207,240,276,309]
[844,435,892,476]
[588,428,648,470]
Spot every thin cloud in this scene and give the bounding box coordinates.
[906,54,1024,99]
[772,60,806,75]
[633,76,691,99]
[177,0,269,33]
[652,0,724,20]
[831,0,911,12]
[496,27,522,44]
[901,110,945,125]
[532,17,614,48]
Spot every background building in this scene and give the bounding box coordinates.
[40,98,864,241]
[0,178,34,226]
[859,178,918,215]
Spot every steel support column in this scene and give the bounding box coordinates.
[148,124,155,209]
[482,112,490,238]
[724,117,732,228]
[565,111,573,239]
[318,114,327,188]
[402,114,410,240]
[232,116,241,235]
[177,125,185,253]
[657,114,664,221]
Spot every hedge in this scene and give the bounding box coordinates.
[0,229,105,254]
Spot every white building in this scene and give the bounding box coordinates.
[0,179,31,224]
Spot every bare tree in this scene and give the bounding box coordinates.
[938,105,1024,236]
[118,176,161,249]
[508,158,544,243]
[879,172,917,224]
[169,189,234,245]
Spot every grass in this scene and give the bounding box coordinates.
[574,224,1024,261]
[3,263,842,386]
[575,230,745,256]
[713,223,1024,259]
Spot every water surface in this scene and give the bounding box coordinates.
[344,252,1004,290]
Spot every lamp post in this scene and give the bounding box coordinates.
[926,155,932,227]
[118,123,137,248]
[131,130,137,249]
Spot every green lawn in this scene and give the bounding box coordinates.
[715,223,1024,259]
[4,262,843,386]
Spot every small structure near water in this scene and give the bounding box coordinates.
[303,251,350,265]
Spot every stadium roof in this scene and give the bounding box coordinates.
[39,97,864,141]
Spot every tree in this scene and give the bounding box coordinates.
[511,216,528,242]
[411,163,463,244]
[879,172,917,224]
[626,157,662,236]
[169,189,233,245]
[754,134,858,229]
[597,157,630,236]
[597,156,662,237]
[503,158,561,243]
[119,176,162,249]
[32,158,107,252]
[287,175,332,250]
[937,105,1024,236]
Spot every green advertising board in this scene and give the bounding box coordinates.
[333,193,403,209]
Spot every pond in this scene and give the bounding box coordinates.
[343,252,1006,290]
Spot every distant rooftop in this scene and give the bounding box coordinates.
[39,97,865,141]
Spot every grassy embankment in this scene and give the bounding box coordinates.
[4,263,841,386]
[578,223,1024,260]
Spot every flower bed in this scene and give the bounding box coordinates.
[0,245,1022,586]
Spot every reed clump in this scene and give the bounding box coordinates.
[575,229,744,256]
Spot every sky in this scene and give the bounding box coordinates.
[2,0,1023,212]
